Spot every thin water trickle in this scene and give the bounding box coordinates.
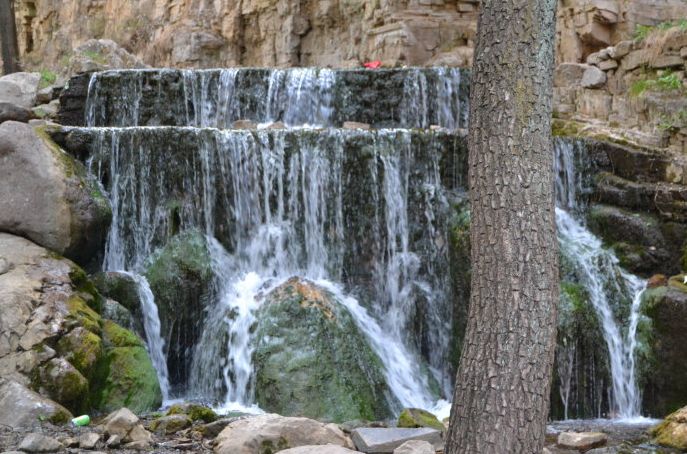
[555,140,646,419]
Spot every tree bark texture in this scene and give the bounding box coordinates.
[1,0,21,74]
[446,0,559,453]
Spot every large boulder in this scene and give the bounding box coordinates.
[143,230,212,386]
[0,72,40,108]
[253,277,395,422]
[0,122,111,266]
[0,379,72,429]
[639,283,687,416]
[0,233,161,415]
[0,102,35,123]
[650,405,687,451]
[214,414,353,454]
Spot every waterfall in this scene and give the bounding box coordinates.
[554,140,645,419]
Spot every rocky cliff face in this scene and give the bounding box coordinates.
[11,0,687,72]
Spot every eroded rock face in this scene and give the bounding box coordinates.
[253,277,396,423]
[0,233,161,415]
[214,414,353,454]
[0,379,72,429]
[0,122,111,267]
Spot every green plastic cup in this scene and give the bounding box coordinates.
[71,415,90,426]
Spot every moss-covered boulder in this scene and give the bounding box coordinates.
[397,408,444,431]
[56,327,103,376]
[92,271,141,314]
[89,320,162,414]
[144,230,212,387]
[150,414,192,435]
[166,403,218,423]
[37,358,89,413]
[253,277,395,422]
[639,283,687,416]
[650,405,687,450]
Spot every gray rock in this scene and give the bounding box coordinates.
[195,417,237,438]
[0,379,72,429]
[557,432,608,451]
[581,67,607,89]
[18,433,63,453]
[0,121,111,265]
[608,41,632,59]
[0,257,10,274]
[101,408,152,444]
[105,434,121,447]
[0,72,40,108]
[232,119,257,129]
[0,102,34,123]
[36,87,53,104]
[554,63,589,88]
[214,414,353,454]
[32,100,60,119]
[280,447,365,454]
[393,440,434,454]
[351,428,443,453]
[150,414,192,434]
[79,432,101,449]
[598,59,619,71]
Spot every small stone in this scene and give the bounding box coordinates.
[351,427,443,453]
[586,52,602,65]
[598,60,618,71]
[648,274,668,288]
[393,440,434,454]
[557,432,608,451]
[123,440,151,450]
[150,414,192,434]
[105,434,121,447]
[0,102,34,123]
[343,121,371,130]
[18,433,63,453]
[232,119,257,129]
[581,67,607,89]
[79,432,101,449]
[681,47,687,59]
[36,87,53,104]
[651,55,684,69]
[609,40,632,59]
[59,436,79,448]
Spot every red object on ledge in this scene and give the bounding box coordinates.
[363,60,382,69]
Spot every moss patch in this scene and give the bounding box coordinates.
[397,408,444,431]
[65,295,102,335]
[102,319,144,348]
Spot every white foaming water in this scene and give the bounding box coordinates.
[555,140,646,419]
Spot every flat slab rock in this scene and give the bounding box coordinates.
[351,427,443,454]
[557,432,608,451]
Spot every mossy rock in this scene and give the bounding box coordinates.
[37,358,89,414]
[91,271,141,314]
[101,298,142,336]
[90,345,162,414]
[56,326,103,378]
[397,408,444,431]
[166,403,218,423]
[65,295,102,335]
[143,230,212,386]
[650,406,687,450]
[102,319,145,348]
[150,414,192,434]
[253,277,396,423]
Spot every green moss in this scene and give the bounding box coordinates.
[552,119,583,137]
[65,295,102,335]
[397,408,444,431]
[57,327,103,378]
[48,409,72,425]
[69,265,104,313]
[166,404,218,423]
[260,438,290,454]
[39,69,57,90]
[91,272,140,313]
[102,320,144,348]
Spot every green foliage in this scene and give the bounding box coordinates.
[658,109,687,132]
[83,50,107,64]
[39,69,57,89]
[629,70,684,97]
[634,19,687,41]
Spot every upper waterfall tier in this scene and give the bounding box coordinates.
[59,68,469,129]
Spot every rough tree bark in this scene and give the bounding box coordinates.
[0,0,21,74]
[445,0,558,453]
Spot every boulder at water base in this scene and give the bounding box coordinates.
[0,233,161,415]
[397,408,444,431]
[100,407,153,448]
[0,379,72,429]
[351,427,443,453]
[253,277,395,422]
[650,405,687,450]
[0,121,111,266]
[0,72,40,108]
[557,432,608,451]
[213,414,353,454]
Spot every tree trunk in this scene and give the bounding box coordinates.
[0,0,21,74]
[445,0,558,453]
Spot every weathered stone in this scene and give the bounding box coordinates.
[581,66,607,88]
[650,406,687,450]
[554,63,589,87]
[101,408,153,444]
[0,379,72,428]
[557,432,607,451]
[621,50,650,71]
[78,432,101,449]
[37,358,89,412]
[598,59,618,71]
[576,89,612,120]
[351,428,443,453]
[68,39,147,74]
[608,41,632,59]
[150,414,192,434]
[195,418,237,438]
[681,47,687,59]
[0,122,111,265]
[232,119,257,129]
[0,72,40,108]
[18,433,63,453]
[279,447,364,454]
[166,402,218,422]
[0,102,34,123]
[393,440,434,454]
[214,414,353,454]
[105,434,121,448]
[343,121,371,130]
[651,55,685,69]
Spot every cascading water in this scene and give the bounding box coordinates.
[554,140,646,419]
